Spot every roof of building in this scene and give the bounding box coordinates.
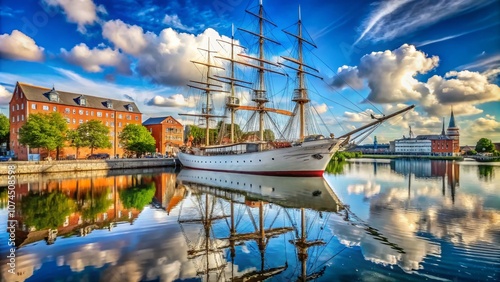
[396,134,453,141]
[17,82,140,113]
[142,116,182,126]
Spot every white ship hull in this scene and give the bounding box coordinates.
[178,138,344,176]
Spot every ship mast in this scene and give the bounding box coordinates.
[280,5,322,142]
[238,0,286,141]
[214,25,252,143]
[179,39,228,146]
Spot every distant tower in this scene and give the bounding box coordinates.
[446,108,459,140]
[374,136,378,150]
[446,108,460,155]
[441,117,445,135]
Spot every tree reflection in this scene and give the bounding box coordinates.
[0,187,7,209]
[119,182,156,209]
[478,165,494,180]
[21,192,76,230]
[325,160,346,175]
[82,188,113,220]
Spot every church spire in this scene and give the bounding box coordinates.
[448,107,456,128]
[441,117,445,135]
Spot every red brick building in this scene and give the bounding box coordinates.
[9,82,142,160]
[142,116,184,155]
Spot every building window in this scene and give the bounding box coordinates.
[126,115,131,120]
[73,109,76,114]
[79,110,83,115]
[11,106,14,112]
[32,104,37,110]
[91,111,94,116]
[65,108,70,113]
[79,119,83,124]
[118,122,122,127]
[97,112,102,117]
[16,116,19,122]
[16,104,19,110]
[73,119,76,124]
[135,116,139,120]
[110,122,114,127]
[79,96,86,106]
[47,88,59,102]
[127,105,133,112]
[86,111,89,115]
[53,106,57,111]
[12,117,14,122]
[66,118,70,123]
[106,100,113,109]
[21,115,24,121]
[118,114,122,119]
[111,113,114,118]
[21,104,23,110]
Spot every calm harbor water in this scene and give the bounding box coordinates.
[1,160,499,282]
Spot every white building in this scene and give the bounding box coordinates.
[394,138,432,154]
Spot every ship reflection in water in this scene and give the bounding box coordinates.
[0,160,498,281]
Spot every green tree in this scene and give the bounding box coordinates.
[67,130,86,158]
[21,191,76,230]
[77,120,112,154]
[19,112,68,159]
[263,129,275,141]
[0,114,9,147]
[216,121,243,142]
[186,125,218,146]
[119,182,156,209]
[119,124,156,157]
[475,138,495,153]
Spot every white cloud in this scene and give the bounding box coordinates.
[0,30,44,61]
[102,20,149,55]
[43,0,105,33]
[60,43,131,74]
[0,85,12,105]
[331,44,500,118]
[330,65,364,90]
[147,94,196,108]
[314,103,328,114]
[355,0,494,44]
[163,14,195,32]
[103,19,242,87]
[422,70,500,116]
[470,115,500,133]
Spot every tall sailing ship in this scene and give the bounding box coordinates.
[178,0,414,176]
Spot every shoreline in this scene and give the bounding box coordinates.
[358,154,500,162]
[0,158,178,175]
[359,154,463,160]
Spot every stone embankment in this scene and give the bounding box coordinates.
[0,158,177,175]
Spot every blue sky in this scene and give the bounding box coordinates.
[0,0,499,145]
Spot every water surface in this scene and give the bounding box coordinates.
[0,160,499,281]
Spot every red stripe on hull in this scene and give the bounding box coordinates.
[181,166,324,177]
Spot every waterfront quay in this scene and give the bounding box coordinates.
[0,158,177,175]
